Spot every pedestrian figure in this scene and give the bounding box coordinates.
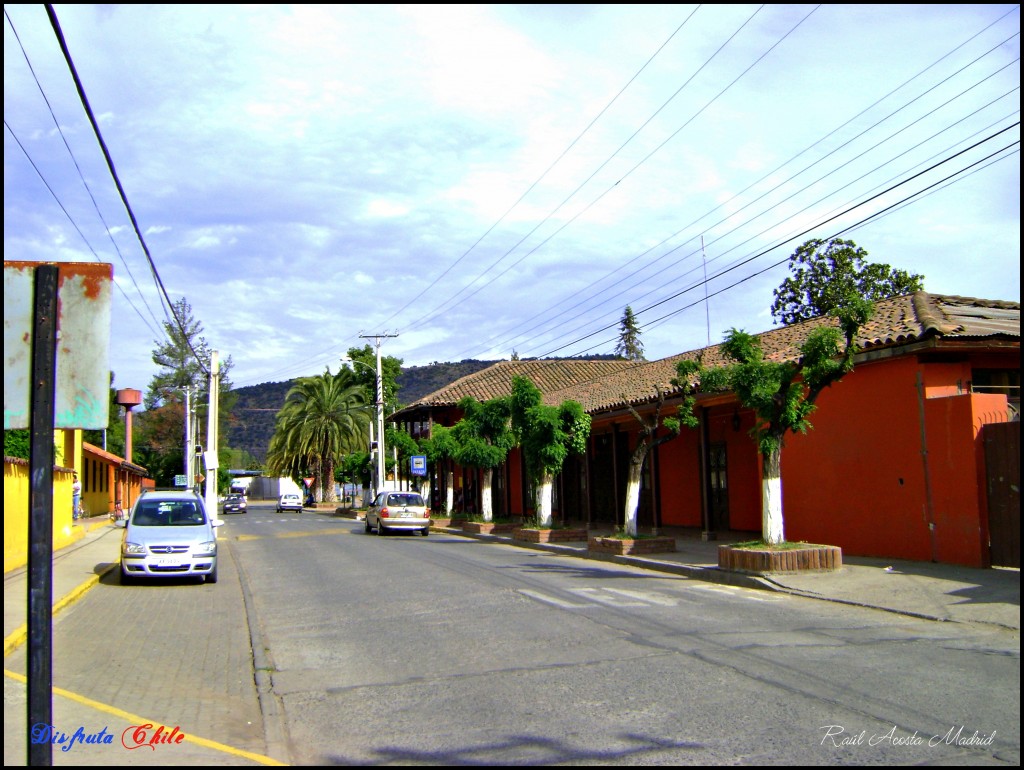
[71,473,82,519]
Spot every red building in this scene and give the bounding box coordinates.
[392,293,1019,567]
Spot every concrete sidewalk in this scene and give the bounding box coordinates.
[4,518,121,653]
[4,517,280,767]
[442,522,1020,630]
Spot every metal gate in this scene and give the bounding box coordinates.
[984,421,1020,568]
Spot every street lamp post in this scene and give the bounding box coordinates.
[355,333,397,497]
[373,342,386,497]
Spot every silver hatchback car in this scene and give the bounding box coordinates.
[365,491,431,536]
[117,489,223,584]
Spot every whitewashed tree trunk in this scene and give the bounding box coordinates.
[535,474,554,527]
[761,447,785,544]
[481,467,494,522]
[623,460,643,537]
[419,477,431,507]
[445,470,454,515]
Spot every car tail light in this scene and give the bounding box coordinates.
[380,507,390,518]
[424,507,431,516]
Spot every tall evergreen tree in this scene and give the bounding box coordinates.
[136,297,234,486]
[614,306,644,360]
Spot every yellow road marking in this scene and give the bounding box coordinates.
[235,527,354,541]
[4,668,287,765]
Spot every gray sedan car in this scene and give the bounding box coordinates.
[364,491,431,536]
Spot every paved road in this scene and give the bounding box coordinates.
[232,511,1020,765]
[5,505,1019,765]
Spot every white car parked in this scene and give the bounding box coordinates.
[117,489,222,584]
[277,493,303,512]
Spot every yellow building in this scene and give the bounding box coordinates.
[3,430,148,573]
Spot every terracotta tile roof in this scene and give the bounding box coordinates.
[396,293,1018,418]
[396,359,636,411]
[548,292,1019,413]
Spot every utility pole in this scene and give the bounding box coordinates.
[184,387,192,482]
[204,351,220,521]
[359,332,397,497]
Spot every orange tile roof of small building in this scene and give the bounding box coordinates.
[396,359,636,410]
[396,292,1019,418]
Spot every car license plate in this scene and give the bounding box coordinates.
[153,556,183,566]
[400,511,413,518]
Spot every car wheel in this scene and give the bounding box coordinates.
[376,520,386,536]
[206,564,218,584]
[364,517,372,533]
[118,566,133,585]
[422,527,430,537]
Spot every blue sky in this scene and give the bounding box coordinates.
[4,4,1019,394]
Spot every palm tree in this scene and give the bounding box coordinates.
[266,369,370,503]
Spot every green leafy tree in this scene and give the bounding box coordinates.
[137,297,235,486]
[145,298,233,408]
[134,401,187,486]
[4,429,31,460]
[614,305,645,360]
[452,395,515,522]
[342,345,404,414]
[339,452,372,502]
[619,386,693,536]
[385,424,419,488]
[265,368,370,503]
[419,424,459,514]
[771,238,923,325]
[509,376,591,527]
[680,273,873,544]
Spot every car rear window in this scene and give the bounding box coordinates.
[387,494,424,507]
[133,500,206,526]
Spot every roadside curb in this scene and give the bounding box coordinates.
[439,527,776,592]
[434,526,1020,630]
[4,562,117,658]
[227,540,291,765]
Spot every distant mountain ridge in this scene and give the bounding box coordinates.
[227,355,622,463]
[227,358,500,463]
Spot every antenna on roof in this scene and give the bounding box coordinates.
[701,235,711,348]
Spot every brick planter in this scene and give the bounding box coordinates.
[461,521,519,535]
[718,544,842,574]
[513,528,588,544]
[429,517,453,528]
[588,536,677,556]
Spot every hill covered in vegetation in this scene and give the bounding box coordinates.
[227,356,622,464]
[227,359,499,463]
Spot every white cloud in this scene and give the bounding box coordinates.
[2,3,1017,392]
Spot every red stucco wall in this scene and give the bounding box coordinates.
[782,356,1007,566]
[706,406,761,532]
[925,392,1007,566]
[656,428,702,527]
[784,356,933,560]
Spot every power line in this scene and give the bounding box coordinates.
[443,17,1019,362]
[44,3,210,378]
[4,119,161,340]
[375,6,704,332]
[4,7,165,335]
